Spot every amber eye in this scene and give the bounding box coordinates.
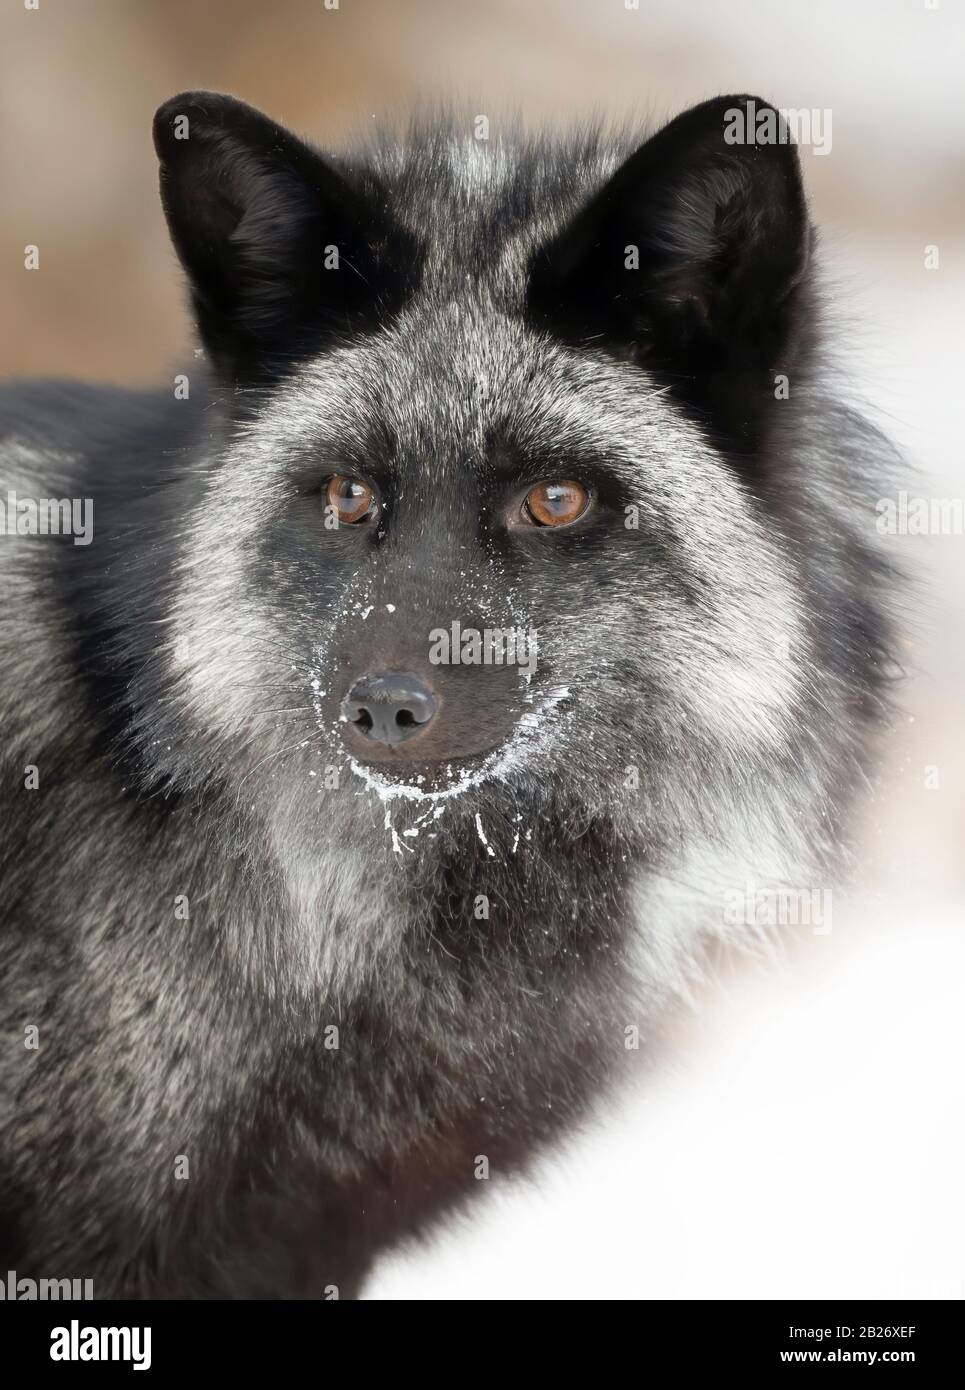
[325,474,377,525]
[523,480,590,528]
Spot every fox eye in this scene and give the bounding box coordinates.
[523,480,590,528]
[325,474,377,525]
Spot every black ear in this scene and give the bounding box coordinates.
[527,95,812,449]
[153,92,420,380]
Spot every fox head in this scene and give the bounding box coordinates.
[137,92,840,886]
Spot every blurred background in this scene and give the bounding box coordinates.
[2,0,962,1299]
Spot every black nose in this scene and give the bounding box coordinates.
[341,672,439,747]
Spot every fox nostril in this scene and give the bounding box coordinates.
[342,673,438,748]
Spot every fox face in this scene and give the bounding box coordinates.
[141,91,832,874]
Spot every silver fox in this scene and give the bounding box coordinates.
[0,92,893,1297]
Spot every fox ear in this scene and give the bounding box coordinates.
[527,95,811,444]
[153,91,419,380]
